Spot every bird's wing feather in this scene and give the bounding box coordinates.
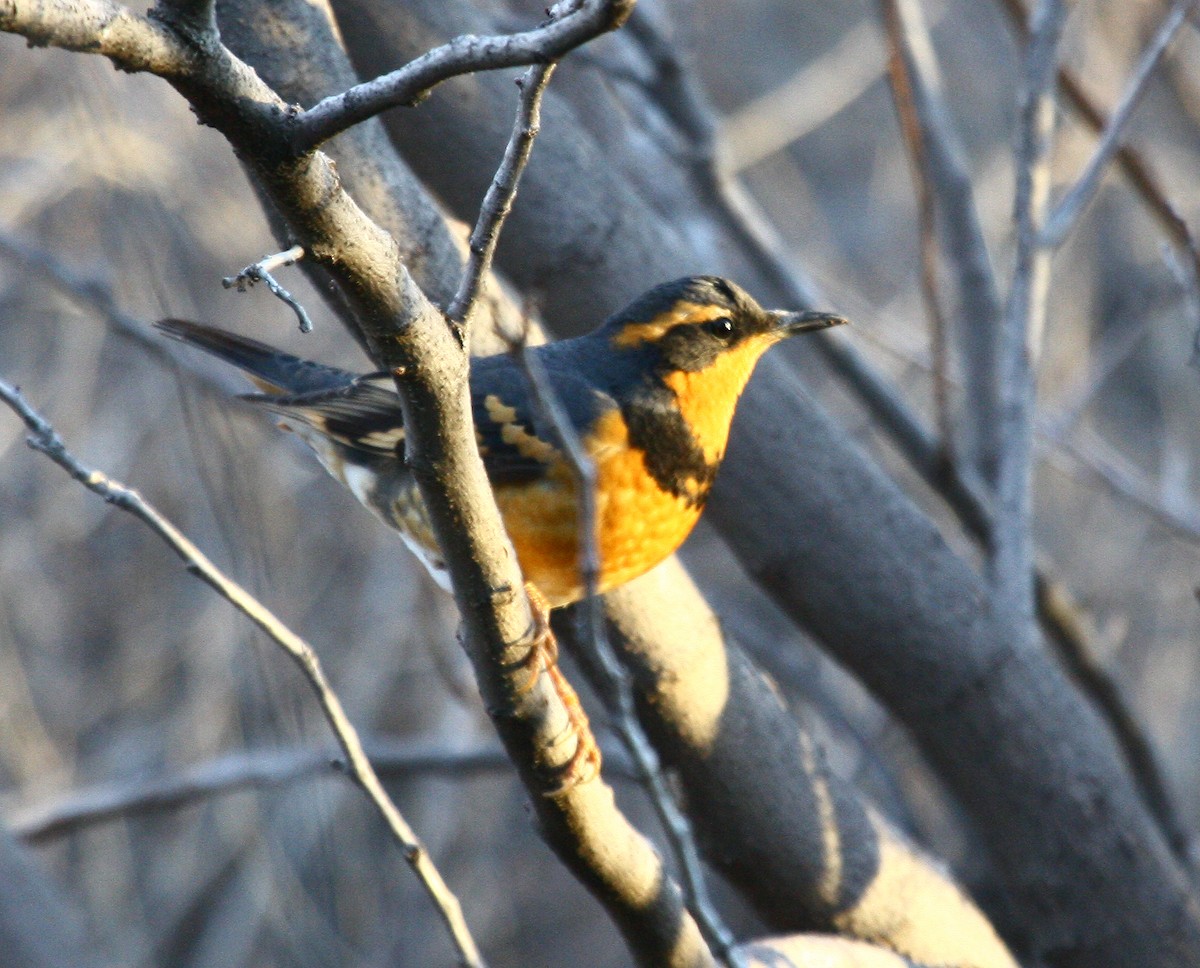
[469,352,618,486]
[157,319,618,481]
[251,379,406,457]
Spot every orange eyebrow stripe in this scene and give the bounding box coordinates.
[611,302,732,347]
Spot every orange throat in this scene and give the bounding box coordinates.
[495,339,772,607]
[662,337,772,464]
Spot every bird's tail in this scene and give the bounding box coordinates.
[156,319,407,458]
[155,319,359,396]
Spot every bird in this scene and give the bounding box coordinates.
[158,275,846,788]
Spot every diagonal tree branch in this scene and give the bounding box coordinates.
[339,4,1200,961]
[511,327,742,967]
[0,1,728,963]
[0,378,485,968]
[447,62,556,327]
[196,6,1026,961]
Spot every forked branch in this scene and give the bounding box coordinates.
[293,0,633,150]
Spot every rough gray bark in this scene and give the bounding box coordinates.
[710,368,1199,966]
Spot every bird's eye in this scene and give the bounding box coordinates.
[705,317,735,340]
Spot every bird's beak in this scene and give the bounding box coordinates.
[768,309,850,339]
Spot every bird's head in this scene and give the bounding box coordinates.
[603,275,846,377]
[599,276,848,487]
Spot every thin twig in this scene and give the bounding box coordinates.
[1042,0,1196,247]
[0,231,223,387]
[11,742,507,843]
[292,0,633,151]
[0,380,486,968]
[447,63,555,327]
[991,0,1068,622]
[506,323,744,968]
[876,0,1005,483]
[995,0,1200,311]
[1034,572,1196,864]
[222,245,314,333]
[10,739,640,843]
[881,0,955,466]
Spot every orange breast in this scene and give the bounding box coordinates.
[493,409,702,607]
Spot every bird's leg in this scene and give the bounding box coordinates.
[518,582,602,795]
[514,581,558,689]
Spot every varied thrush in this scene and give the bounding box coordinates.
[158,276,845,783]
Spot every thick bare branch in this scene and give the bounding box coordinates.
[0,0,182,71]
[593,560,1018,968]
[214,5,720,959]
[3,0,722,961]
[0,3,722,964]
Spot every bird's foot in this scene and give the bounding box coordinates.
[515,583,602,795]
